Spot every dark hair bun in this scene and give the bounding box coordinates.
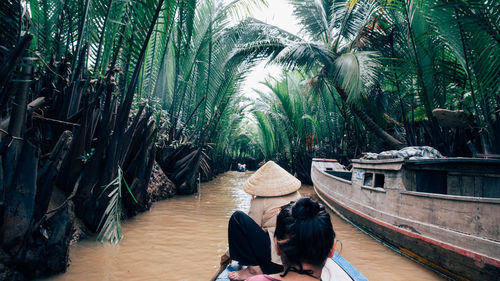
[275,197,335,269]
[291,197,321,220]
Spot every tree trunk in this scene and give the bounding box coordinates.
[0,35,33,103]
[334,86,404,150]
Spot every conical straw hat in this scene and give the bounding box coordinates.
[243,161,301,197]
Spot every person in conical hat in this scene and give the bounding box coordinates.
[221,161,301,281]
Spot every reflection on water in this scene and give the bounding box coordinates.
[45,171,443,281]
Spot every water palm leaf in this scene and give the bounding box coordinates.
[97,166,137,244]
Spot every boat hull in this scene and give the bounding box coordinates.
[312,160,500,281]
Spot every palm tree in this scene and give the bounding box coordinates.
[423,0,499,152]
[230,0,404,149]
[0,0,268,278]
[250,71,337,181]
[153,0,266,193]
[2,0,174,249]
[360,0,499,154]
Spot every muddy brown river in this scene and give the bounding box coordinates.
[45,171,444,281]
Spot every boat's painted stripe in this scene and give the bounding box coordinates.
[333,252,368,281]
[314,183,500,269]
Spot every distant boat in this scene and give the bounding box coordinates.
[216,252,368,281]
[237,163,247,172]
[312,157,500,280]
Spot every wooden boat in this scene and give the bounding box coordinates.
[311,157,500,280]
[215,252,368,281]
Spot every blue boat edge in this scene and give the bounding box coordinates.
[215,252,368,281]
[215,261,241,281]
[332,252,368,281]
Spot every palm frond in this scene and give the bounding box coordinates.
[330,0,379,50]
[0,0,24,61]
[273,41,334,71]
[30,0,68,60]
[97,167,122,244]
[426,0,500,96]
[333,51,379,103]
[289,0,330,41]
[97,165,137,244]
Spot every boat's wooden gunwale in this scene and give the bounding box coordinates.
[312,158,339,162]
[321,169,352,184]
[405,157,500,165]
[352,158,405,164]
[352,157,500,165]
[352,162,403,171]
[447,171,500,178]
[401,190,500,204]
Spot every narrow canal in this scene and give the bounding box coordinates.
[46,172,444,281]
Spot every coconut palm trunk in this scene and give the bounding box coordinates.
[334,86,403,149]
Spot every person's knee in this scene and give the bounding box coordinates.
[228,211,247,236]
[230,210,246,224]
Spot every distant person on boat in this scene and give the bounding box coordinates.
[247,197,336,281]
[237,163,247,172]
[221,161,301,280]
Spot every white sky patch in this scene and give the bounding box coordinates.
[239,0,301,99]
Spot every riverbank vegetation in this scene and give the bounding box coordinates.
[0,0,261,278]
[241,0,499,181]
[0,0,498,279]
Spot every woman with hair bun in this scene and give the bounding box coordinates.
[247,197,336,281]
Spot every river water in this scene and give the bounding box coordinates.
[46,171,444,281]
